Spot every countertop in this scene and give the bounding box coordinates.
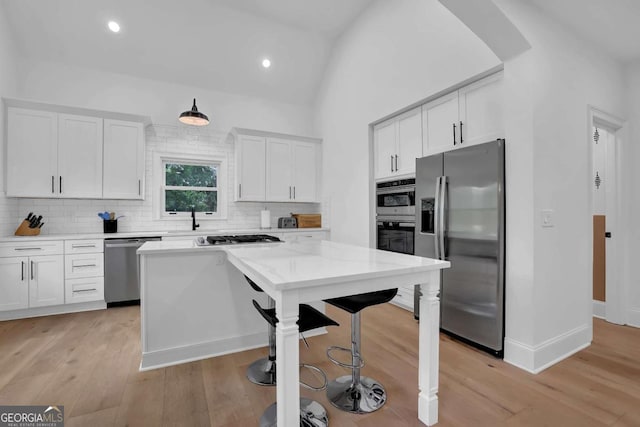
[138,239,450,291]
[0,228,329,243]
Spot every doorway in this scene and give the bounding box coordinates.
[589,107,625,325]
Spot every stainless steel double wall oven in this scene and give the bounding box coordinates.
[376,178,415,255]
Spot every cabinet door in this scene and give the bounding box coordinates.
[236,135,266,201]
[103,119,145,199]
[291,141,319,202]
[458,72,504,146]
[396,107,423,176]
[58,114,103,198]
[422,91,459,155]
[266,138,293,202]
[28,255,64,308]
[373,120,397,180]
[0,257,29,311]
[6,108,58,198]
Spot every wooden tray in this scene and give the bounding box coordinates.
[15,219,41,236]
[292,214,321,228]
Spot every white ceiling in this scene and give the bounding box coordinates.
[527,0,640,63]
[1,0,374,105]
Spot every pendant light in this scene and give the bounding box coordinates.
[179,98,209,126]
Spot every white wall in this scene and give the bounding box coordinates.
[314,0,500,246]
[0,2,19,236]
[3,58,320,234]
[495,0,626,371]
[316,0,629,372]
[624,61,640,326]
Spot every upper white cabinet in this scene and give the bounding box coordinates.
[235,134,267,201]
[57,114,103,198]
[103,119,145,199]
[422,72,504,155]
[234,128,321,203]
[374,107,422,180]
[5,101,148,200]
[7,108,58,198]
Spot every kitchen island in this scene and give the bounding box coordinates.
[138,238,449,426]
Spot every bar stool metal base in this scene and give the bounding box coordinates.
[326,375,386,414]
[246,357,276,386]
[259,398,329,427]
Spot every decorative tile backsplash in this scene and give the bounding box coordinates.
[13,124,321,235]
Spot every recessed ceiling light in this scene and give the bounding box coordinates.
[262,58,271,69]
[108,21,121,33]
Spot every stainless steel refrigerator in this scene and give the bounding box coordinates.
[415,139,505,356]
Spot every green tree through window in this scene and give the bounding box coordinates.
[164,162,218,213]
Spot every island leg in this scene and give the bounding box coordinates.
[418,270,441,426]
[275,291,300,427]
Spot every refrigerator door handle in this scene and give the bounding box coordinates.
[439,175,448,259]
[434,176,442,260]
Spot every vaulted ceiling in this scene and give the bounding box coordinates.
[2,0,639,108]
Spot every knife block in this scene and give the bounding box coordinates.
[14,220,41,236]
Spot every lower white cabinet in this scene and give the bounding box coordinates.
[0,254,64,312]
[281,231,328,242]
[64,239,104,303]
[0,257,29,311]
[392,284,415,311]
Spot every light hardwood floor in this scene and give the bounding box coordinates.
[0,304,639,426]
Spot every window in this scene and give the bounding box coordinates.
[156,153,227,219]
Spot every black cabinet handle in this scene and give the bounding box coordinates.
[59,176,63,193]
[138,179,141,196]
[293,186,296,199]
[51,176,54,194]
[605,232,612,238]
[239,184,242,198]
[21,261,25,281]
[452,123,457,145]
[395,155,398,171]
[30,261,35,280]
[390,155,394,172]
[459,121,464,144]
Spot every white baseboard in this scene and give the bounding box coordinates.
[140,328,327,371]
[0,300,106,321]
[626,308,640,328]
[504,323,590,374]
[593,300,606,319]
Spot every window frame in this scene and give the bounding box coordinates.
[153,152,228,220]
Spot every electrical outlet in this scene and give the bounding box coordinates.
[541,209,554,227]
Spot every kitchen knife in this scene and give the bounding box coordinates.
[26,212,33,221]
[29,216,38,228]
[38,222,44,229]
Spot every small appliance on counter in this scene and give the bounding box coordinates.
[277,216,297,228]
[15,212,45,236]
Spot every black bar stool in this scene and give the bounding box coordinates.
[245,276,340,426]
[323,288,398,414]
[245,276,277,386]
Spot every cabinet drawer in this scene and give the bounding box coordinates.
[0,241,63,258]
[65,253,104,279]
[283,232,327,242]
[65,239,104,254]
[66,277,104,303]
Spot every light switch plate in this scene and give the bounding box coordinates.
[541,209,554,227]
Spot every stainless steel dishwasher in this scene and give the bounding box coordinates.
[104,236,162,306]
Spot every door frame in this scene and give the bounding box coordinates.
[588,106,626,325]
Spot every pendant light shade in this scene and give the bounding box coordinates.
[179,98,209,126]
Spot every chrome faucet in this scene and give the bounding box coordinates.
[191,206,200,231]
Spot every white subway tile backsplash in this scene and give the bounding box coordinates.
[10,124,322,236]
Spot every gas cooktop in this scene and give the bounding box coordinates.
[195,234,282,246]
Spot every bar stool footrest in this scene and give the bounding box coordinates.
[327,345,365,369]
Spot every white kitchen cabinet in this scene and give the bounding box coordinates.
[57,113,103,198]
[103,119,145,199]
[6,108,58,198]
[234,128,321,202]
[64,238,104,303]
[266,139,319,202]
[0,241,64,312]
[374,107,422,180]
[266,138,292,202]
[235,134,266,201]
[458,72,504,146]
[28,255,64,307]
[0,257,29,311]
[422,72,504,155]
[282,231,328,242]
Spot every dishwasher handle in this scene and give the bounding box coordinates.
[105,242,144,249]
